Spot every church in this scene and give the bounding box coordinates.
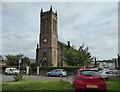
[36,6,70,66]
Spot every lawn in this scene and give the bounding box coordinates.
[1,80,74,92]
[106,77,120,92]
[1,77,120,92]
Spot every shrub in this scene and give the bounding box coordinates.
[13,73,22,81]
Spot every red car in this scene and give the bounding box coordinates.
[73,69,106,92]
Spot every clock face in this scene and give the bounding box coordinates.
[43,38,48,43]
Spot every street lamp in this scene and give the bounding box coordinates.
[19,53,22,73]
[19,59,21,73]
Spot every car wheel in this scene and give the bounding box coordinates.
[48,74,51,77]
[5,72,7,75]
[73,81,75,86]
[105,78,109,81]
[59,74,63,77]
[72,83,74,86]
[75,89,80,92]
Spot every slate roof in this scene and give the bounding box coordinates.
[58,41,68,47]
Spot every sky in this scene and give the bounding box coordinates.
[1,1,118,60]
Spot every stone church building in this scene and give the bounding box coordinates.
[36,6,70,66]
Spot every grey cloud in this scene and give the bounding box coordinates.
[2,2,118,60]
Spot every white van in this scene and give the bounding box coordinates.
[5,67,20,75]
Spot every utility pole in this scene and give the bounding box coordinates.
[19,53,22,73]
[94,57,97,67]
[118,54,120,69]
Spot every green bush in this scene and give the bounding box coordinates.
[13,73,22,81]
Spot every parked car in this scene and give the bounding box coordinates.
[5,67,20,75]
[100,70,118,80]
[47,69,67,77]
[73,69,106,92]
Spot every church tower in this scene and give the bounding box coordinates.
[36,6,58,66]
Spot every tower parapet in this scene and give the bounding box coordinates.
[40,6,57,18]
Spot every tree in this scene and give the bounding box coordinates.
[63,45,93,66]
[63,48,76,66]
[5,55,18,66]
[21,56,30,66]
[5,54,30,67]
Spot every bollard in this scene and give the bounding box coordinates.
[26,67,29,75]
[37,66,39,75]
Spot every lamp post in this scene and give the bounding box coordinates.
[19,59,21,73]
[94,57,97,67]
[19,53,22,73]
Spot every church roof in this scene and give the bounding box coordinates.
[58,41,68,47]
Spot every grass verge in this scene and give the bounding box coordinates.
[1,80,74,92]
[1,77,120,92]
[106,76,120,92]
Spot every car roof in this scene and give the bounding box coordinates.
[6,67,17,69]
[77,68,98,71]
[51,69,65,71]
[102,69,118,72]
[54,69,64,70]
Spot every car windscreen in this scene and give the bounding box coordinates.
[11,69,17,71]
[80,70,100,76]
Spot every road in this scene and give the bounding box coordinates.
[1,74,73,84]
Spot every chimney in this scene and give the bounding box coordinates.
[68,41,70,48]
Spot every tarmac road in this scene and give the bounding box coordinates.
[1,74,73,84]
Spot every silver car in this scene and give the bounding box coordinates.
[100,70,118,80]
[47,69,67,77]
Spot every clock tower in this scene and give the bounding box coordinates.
[36,6,58,66]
